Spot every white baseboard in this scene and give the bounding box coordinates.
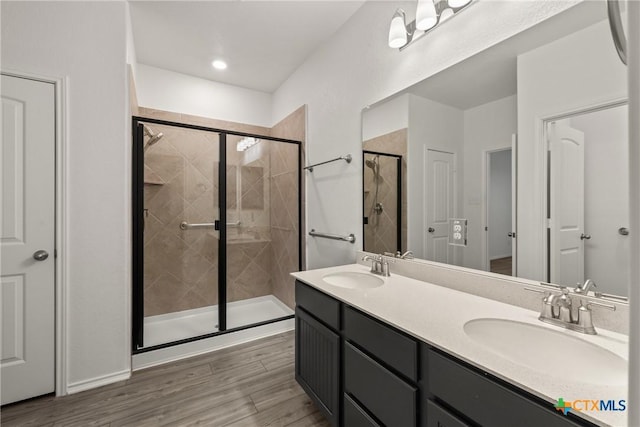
[490,254,512,261]
[132,318,295,371]
[65,369,131,395]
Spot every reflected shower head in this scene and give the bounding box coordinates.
[365,157,380,178]
[143,124,164,151]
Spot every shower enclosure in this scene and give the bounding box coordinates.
[132,117,301,351]
[362,150,402,254]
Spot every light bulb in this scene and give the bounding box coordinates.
[416,0,437,31]
[439,8,454,22]
[212,60,227,70]
[388,9,408,48]
[448,0,471,8]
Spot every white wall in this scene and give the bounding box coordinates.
[488,149,512,260]
[362,94,409,141]
[463,95,517,270]
[408,95,464,259]
[570,105,629,296]
[136,64,272,127]
[517,17,627,281]
[126,2,138,82]
[272,0,578,269]
[1,2,131,391]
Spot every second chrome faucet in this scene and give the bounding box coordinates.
[526,285,616,335]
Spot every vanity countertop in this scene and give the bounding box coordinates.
[291,264,628,427]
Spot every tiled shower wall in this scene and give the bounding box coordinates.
[270,106,306,309]
[140,107,305,316]
[143,124,221,316]
[363,128,408,255]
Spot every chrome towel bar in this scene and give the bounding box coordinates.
[305,154,352,172]
[309,229,356,243]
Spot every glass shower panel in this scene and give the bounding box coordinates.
[363,152,402,254]
[225,136,297,329]
[141,122,221,348]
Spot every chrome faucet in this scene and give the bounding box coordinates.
[362,254,391,277]
[574,278,596,294]
[383,250,414,260]
[526,286,616,335]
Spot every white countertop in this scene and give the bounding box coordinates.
[291,264,628,427]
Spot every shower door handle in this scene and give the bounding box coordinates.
[180,221,217,230]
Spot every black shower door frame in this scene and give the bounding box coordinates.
[132,116,302,353]
[362,150,403,253]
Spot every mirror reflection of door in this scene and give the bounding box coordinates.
[424,149,455,264]
[486,148,514,276]
[547,104,629,294]
[363,151,402,255]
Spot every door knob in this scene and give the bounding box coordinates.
[33,250,49,261]
[580,233,591,240]
[428,227,435,233]
[508,232,516,238]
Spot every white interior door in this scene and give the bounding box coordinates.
[1,74,56,404]
[424,149,454,263]
[548,122,585,287]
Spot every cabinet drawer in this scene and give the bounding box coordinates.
[426,400,470,427]
[295,280,340,330]
[344,306,418,381]
[344,394,381,427]
[345,342,417,427]
[428,350,587,427]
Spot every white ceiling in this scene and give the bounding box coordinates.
[129,1,365,93]
[393,1,607,110]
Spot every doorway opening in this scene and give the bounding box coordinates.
[544,102,629,295]
[485,147,515,276]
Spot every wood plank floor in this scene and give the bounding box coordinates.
[490,256,512,276]
[1,331,331,427]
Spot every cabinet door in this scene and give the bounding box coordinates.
[295,307,340,426]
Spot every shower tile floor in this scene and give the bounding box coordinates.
[144,295,293,348]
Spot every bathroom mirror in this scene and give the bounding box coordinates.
[361,1,629,297]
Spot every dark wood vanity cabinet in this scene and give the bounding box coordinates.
[295,280,596,427]
[295,285,341,426]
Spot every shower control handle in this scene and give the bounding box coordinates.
[33,250,49,261]
[428,227,435,233]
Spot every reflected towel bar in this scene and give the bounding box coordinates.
[309,229,356,243]
[179,221,241,230]
[305,154,352,172]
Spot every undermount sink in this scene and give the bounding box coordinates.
[464,318,627,386]
[322,272,384,289]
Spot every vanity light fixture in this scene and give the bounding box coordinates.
[388,0,474,50]
[236,137,259,152]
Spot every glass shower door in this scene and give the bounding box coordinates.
[135,120,222,349]
[363,151,402,254]
[224,135,298,329]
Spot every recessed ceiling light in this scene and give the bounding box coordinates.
[212,60,227,70]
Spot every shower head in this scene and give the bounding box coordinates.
[365,159,377,169]
[143,124,164,151]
